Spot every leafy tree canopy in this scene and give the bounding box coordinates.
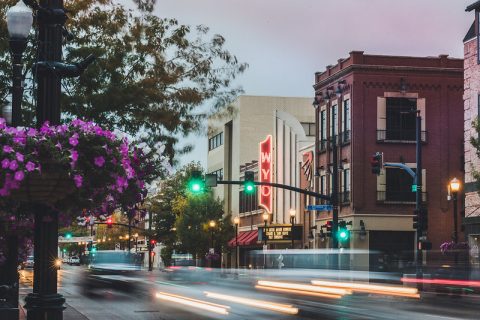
[0,0,247,165]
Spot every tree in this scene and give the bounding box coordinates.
[0,0,247,163]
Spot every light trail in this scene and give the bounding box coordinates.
[255,285,343,299]
[155,292,230,315]
[204,291,299,315]
[401,277,480,288]
[311,280,420,298]
[257,280,352,296]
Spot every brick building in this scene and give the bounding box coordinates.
[312,51,464,271]
[464,2,480,268]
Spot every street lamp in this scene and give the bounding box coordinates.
[134,233,139,252]
[209,220,216,251]
[290,209,296,249]
[449,178,461,245]
[233,216,240,269]
[6,0,32,126]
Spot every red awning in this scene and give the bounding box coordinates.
[228,230,259,247]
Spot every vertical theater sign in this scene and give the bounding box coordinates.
[259,135,273,213]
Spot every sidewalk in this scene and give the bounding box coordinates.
[19,300,89,320]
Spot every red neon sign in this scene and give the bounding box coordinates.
[259,135,273,213]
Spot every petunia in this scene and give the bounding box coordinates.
[14,171,24,181]
[16,152,24,162]
[9,160,18,171]
[94,156,105,167]
[70,150,78,162]
[69,133,79,147]
[73,174,83,188]
[3,145,13,153]
[25,161,35,172]
[1,159,10,169]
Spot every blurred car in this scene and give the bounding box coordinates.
[62,256,70,264]
[81,251,142,294]
[69,256,80,266]
[165,266,215,282]
[24,256,34,269]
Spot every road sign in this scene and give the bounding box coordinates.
[58,236,93,243]
[306,204,333,211]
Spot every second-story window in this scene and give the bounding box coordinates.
[208,132,223,151]
[330,104,338,137]
[385,167,416,202]
[386,98,416,141]
[342,99,351,143]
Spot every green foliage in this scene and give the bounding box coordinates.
[0,0,247,163]
[160,245,173,267]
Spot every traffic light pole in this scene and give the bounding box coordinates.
[148,211,153,272]
[415,112,423,285]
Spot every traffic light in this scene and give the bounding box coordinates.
[370,152,383,175]
[412,208,428,231]
[65,232,72,239]
[62,248,67,253]
[244,171,255,194]
[188,170,204,194]
[149,239,157,249]
[418,240,432,251]
[337,220,351,242]
[106,217,113,228]
[91,246,97,253]
[325,221,332,237]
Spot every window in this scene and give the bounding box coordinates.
[330,104,338,137]
[319,110,327,152]
[208,132,223,151]
[301,122,315,136]
[385,167,416,202]
[385,98,416,140]
[320,174,326,195]
[210,168,223,181]
[239,189,258,213]
[341,168,351,203]
[342,99,351,143]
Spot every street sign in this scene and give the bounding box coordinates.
[58,236,93,243]
[306,204,333,211]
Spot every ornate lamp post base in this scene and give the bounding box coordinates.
[24,293,65,320]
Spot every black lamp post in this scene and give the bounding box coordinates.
[234,217,239,269]
[209,220,216,250]
[262,213,269,246]
[449,178,461,264]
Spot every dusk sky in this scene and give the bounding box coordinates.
[145,0,474,168]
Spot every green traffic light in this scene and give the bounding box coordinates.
[245,181,255,194]
[192,183,201,192]
[338,229,349,241]
[91,247,97,253]
[62,248,66,253]
[65,232,72,239]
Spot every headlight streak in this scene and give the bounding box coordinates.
[311,280,420,299]
[401,277,480,288]
[155,292,230,315]
[204,291,299,315]
[257,280,352,296]
[255,285,343,299]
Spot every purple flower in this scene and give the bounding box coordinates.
[9,160,18,171]
[69,133,79,147]
[70,150,78,162]
[16,152,24,162]
[94,156,105,167]
[1,159,10,169]
[3,145,13,153]
[14,171,25,181]
[73,174,83,188]
[25,161,35,172]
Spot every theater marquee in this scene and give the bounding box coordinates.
[259,135,272,213]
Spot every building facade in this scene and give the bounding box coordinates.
[207,95,315,266]
[464,2,480,269]
[313,51,464,271]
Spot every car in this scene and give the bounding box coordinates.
[81,251,142,294]
[62,256,70,263]
[24,256,34,269]
[69,256,80,266]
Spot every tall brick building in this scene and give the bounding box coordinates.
[313,51,463,271]
[464,2,480,268]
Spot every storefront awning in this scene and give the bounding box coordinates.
[228,230,259,247]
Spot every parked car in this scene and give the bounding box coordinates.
[62,256,70,264]
[69,256,80,266]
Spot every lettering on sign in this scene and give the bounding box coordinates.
[265,226,292,240]
[259,135,273,212]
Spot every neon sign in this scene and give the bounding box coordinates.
[259,135,272,213]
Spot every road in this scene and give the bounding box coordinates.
[18,265,480,320]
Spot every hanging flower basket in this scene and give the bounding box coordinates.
[0,118,155,214]
[440,241,469,255]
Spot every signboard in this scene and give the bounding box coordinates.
[115,243,121,250]
[259,135,273,213]
[58,236,93,243]
[306,204,333,211]
[301,151,314,189]
[258,225,303,242]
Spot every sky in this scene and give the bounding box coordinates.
[143,0,474,168]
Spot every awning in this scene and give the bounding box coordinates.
[228,230,259,247]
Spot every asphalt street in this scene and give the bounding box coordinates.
[17,265,480,320]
